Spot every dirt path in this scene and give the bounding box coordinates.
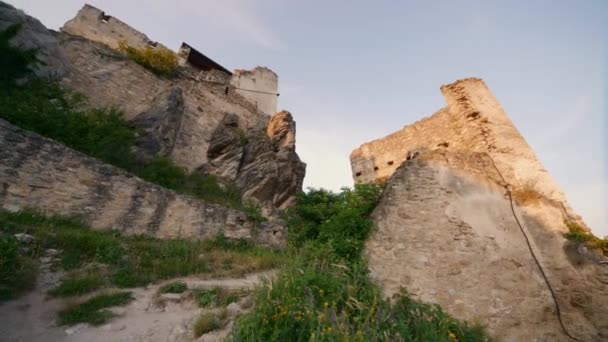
[0,254,274,342]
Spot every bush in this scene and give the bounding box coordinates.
[196,289,218,307]
[48,273,104,297]
[564,220,608,256]
[193,310,227,337]
[194,287,242,308]
[118,41,178,76]
[287,185,383,260]
[159,281,188,294]
[0,233,38,301]
[0,23,38,87]
[58,292,133,325]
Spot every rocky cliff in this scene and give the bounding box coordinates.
[0,2,305,214]
[354,79,608,341]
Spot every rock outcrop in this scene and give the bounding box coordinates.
[130,87,185,163]
[0,2,67,78]
[354,79,608,341]
[204,111,306,211]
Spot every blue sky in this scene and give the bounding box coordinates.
[9,0,608,236]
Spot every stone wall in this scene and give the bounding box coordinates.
[354,78,607,340]
[61,4,280,118]
[0,119,285,247]
[351,77,584,226]
[61,4,163,50]
[366,152,608,341]
[231,67,279,116]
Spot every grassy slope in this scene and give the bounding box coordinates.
[0,211,281,301]
[235,186,491,342]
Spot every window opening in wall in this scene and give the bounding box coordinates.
[373,166,379,171]
[355,172,362,177]
[99,12,111,23]
[387,161,394,166]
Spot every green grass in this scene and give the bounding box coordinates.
[0,233,38,301]
[193,309,227,338]
[159,281,188,294]
[564,220,608,256]
[0,211,282,301]
[194,287,243,308]
[58,292,133,326]
[235,185,492,341]
[48,273,104,297]
[0,25,262,215]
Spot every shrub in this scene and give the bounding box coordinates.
[194,287,242,308]
[58,292,133,325]
[0,233,38,302]
[159,281,188,294]
[118,40,178,76]
[564,219,608,256]
[193,310,227,337]
[196,289,218,307]
[0,23,38,87]
[287,184,383,260]
[48,273,104,297]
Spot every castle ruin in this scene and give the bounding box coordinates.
[351,78,583,225]
[352,78,607,340]
[61,4,279,116]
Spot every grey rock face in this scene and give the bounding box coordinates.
[204,111,306,210]
[203,113,245,181]
[0,2,67,78]
[130,87,185,163]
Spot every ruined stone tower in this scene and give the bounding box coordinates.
[351,77,581,223]
[351,78,607,341]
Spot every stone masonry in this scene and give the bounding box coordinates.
[354,79,607,340]
[351,78,582,226]
[61,4,166,51]
[366,154,608,341]
[0,119,285,247]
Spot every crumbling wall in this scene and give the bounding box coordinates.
[230,67,279,116]
[355,79,607,340]
[366,152,608,341]
[61,4,163,50]
[0,119,285,247]
[350,78,583,225]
